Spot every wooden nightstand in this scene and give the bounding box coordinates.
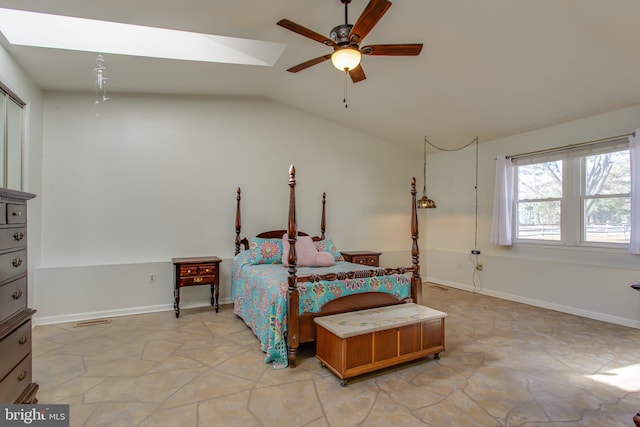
[172,256,222,318]
[340,251,381,267]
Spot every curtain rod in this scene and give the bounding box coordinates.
[507,131,635,160]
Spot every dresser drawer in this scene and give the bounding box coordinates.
[6,204,26,225]
[0,250,26,283]
[0,277,27,322]
[0,319,31,381]
[0,353,32,403]
[0,227,26,251]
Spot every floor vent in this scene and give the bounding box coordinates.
[74,319,111,327]
[429,285,449,291]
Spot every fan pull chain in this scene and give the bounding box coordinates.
[343,70,348,108]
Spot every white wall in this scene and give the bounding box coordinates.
[34,92,421,324]
[425,104,640,328]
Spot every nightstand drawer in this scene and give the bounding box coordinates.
[179,264,217,277]
[351,256,378,266]
[179,275,216,287]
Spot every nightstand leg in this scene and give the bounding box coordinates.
[174,288,180,318]
[212,284,219,313]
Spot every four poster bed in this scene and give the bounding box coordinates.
[232,165,422,368]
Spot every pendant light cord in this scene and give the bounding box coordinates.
[422,138,427,195]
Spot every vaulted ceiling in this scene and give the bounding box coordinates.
[0,0,639,152]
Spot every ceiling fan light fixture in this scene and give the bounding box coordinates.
[331,47,361,71]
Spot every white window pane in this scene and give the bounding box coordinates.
[517,161,562,200]
[584,197,630,243]
[517,201,561,240]
[585,151,630,196]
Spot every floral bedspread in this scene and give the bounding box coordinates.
[231,250,411,368]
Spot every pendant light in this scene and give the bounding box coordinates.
[417,138,436,209]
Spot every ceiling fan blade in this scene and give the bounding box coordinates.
[349,65,366,83]
[277,19,336,46]
[349,0,392,43]
[286,54,332,73]
[361,44,423,56]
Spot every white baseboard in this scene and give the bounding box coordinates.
[426,276,640,330]
[34,297,233,326]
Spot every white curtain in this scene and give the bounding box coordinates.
[629,129,640,254]
[491,154,514,246]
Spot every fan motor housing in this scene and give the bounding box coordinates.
[330,24,354,45]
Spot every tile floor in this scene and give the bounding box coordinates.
[32,284,640,426]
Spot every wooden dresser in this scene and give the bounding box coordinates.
[0,189,37,403]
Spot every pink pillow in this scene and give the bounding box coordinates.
[315,251,336,267]
[282,234,335,267]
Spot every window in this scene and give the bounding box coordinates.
[514,139,631,247]
[0,87,24,191]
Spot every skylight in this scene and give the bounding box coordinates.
[0,8,286,66]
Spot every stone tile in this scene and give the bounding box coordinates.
[160,369,255,409]
[138,403,199,427]
[142,339,183,362]
[213,350,269,382]
[83,402,160,427]
[84,367,208,404]
[198,390,259,427]
[362,392,426,426]
[414,389,502,426]
[250,380,323,427]
[314,375,379,426]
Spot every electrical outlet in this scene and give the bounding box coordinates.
[148,273,156,284]
[476,263,483,271]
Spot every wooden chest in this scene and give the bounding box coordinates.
[315,303,446,386]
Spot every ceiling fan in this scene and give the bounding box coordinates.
[277,0,423,83]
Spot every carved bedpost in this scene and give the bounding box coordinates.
[410,177,423,305]
[287,165,300,367]
[235,188,242,256]
[321,192,326,240]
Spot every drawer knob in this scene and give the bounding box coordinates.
[17,370,27,381]
[12,258,22,267]
[12,211,22,217]
[193,277,203,283]
[12,289,22,300]
[13,232,24,241]
[19,335,28,345]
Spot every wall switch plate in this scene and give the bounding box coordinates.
[148,273,156,284]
